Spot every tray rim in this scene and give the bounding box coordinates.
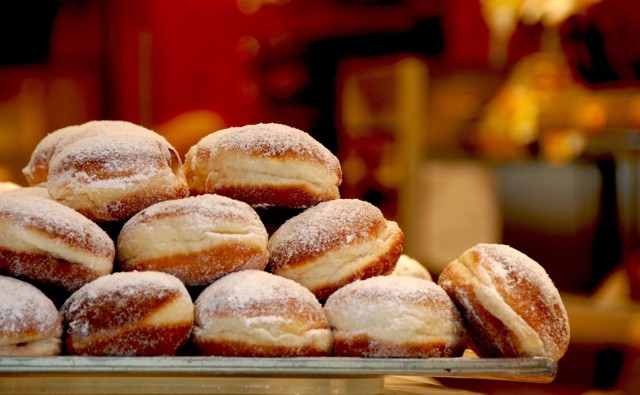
[0,355,557,383]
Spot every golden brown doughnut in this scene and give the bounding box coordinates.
[183,123,342,208]
[323,275,467,358]
[192,270,333,357]
[438,243,570,361]
[22,120,189,222]
[117,194,269,286]
[0,194,114,292]
[0,275,62,356]
[268,198,404,301]
[61,271,194,356]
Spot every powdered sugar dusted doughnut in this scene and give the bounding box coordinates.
[193,270,333,357]
[117,194,269,286]
[184,123,342,208]
[0,275,62,356]
[392,254,433,281]
[61,271,194,356]
[268,199,404,301]
[23,120,189,222]
[323,276,466,358]
[438,243,570,361]
[0,195,114,292]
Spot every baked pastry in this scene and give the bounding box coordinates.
[117,194,269,286]
[61,271,194,356]
[192,269,333,356]
[0,275,62,356]
[0,182,21,193]
[391,254,433,281]
[268,199,404,300]
[183,123,342,208]
[323,275,467,358]
[0,194,114,292]
[22,120,189,222]
[438,243,570,361]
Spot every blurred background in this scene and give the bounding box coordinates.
[1,0,640,392]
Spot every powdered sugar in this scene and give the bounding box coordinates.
[195,270,322,320]
[208,123,340,172]
[0,275,61,337]
[268,199,384,264]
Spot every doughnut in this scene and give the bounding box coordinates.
[61,271,194,356]
[391,254,433,281]
[1,185,51,199]
[323,275,467,358]
[0,194,114,292]
[22,120,189,222]
[438,243,570,361]
[0,182,21,193]
[0,275,62,356]
[117,194,269,286]
[192,270,333,357]
[268,199,404,301]
[183,123,342,208]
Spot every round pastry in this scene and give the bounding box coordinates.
[438,243,570,361]
[268,199,404,301]
[1,185,51,199]
[0,194,114,292]
[323,275,467,358]
[391,254,433,281]
[22,120,189,222]
[183,123,342,208]
[61,271,194,356]
[117,194,269,286]
[0,275,62,356]
[192,269,333,357]
[0,181,21,193]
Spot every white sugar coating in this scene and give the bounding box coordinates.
[268,199,383,263]
[470,243,561,305]
[48,134,177,190]
[123,194,265,231]
[326,275,453,317]
[66,271,189,309]
[23,120,174,184]
[0,194,113,254]
[0,182,21,192]
[0,275,61,337]
[195,270,322,320]
[196,123,340,173]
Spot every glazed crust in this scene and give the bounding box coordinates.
[438,243,570,361]
[117,195,269,286]
[183,123,342,208]
[268,199,404,301]
[323,276,467,358]
[61,271,194,356]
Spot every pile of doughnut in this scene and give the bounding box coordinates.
[0,120,570,361]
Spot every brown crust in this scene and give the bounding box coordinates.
[0,250,107,292]
[439,263,522,358]
[204,184,337,209]
[64,324,192,356]
[438,245,570,361]
[333,334,465,358]
[195,340,331,357]
[120,243,269,286]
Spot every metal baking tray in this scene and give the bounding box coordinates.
[0,354,557,394]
